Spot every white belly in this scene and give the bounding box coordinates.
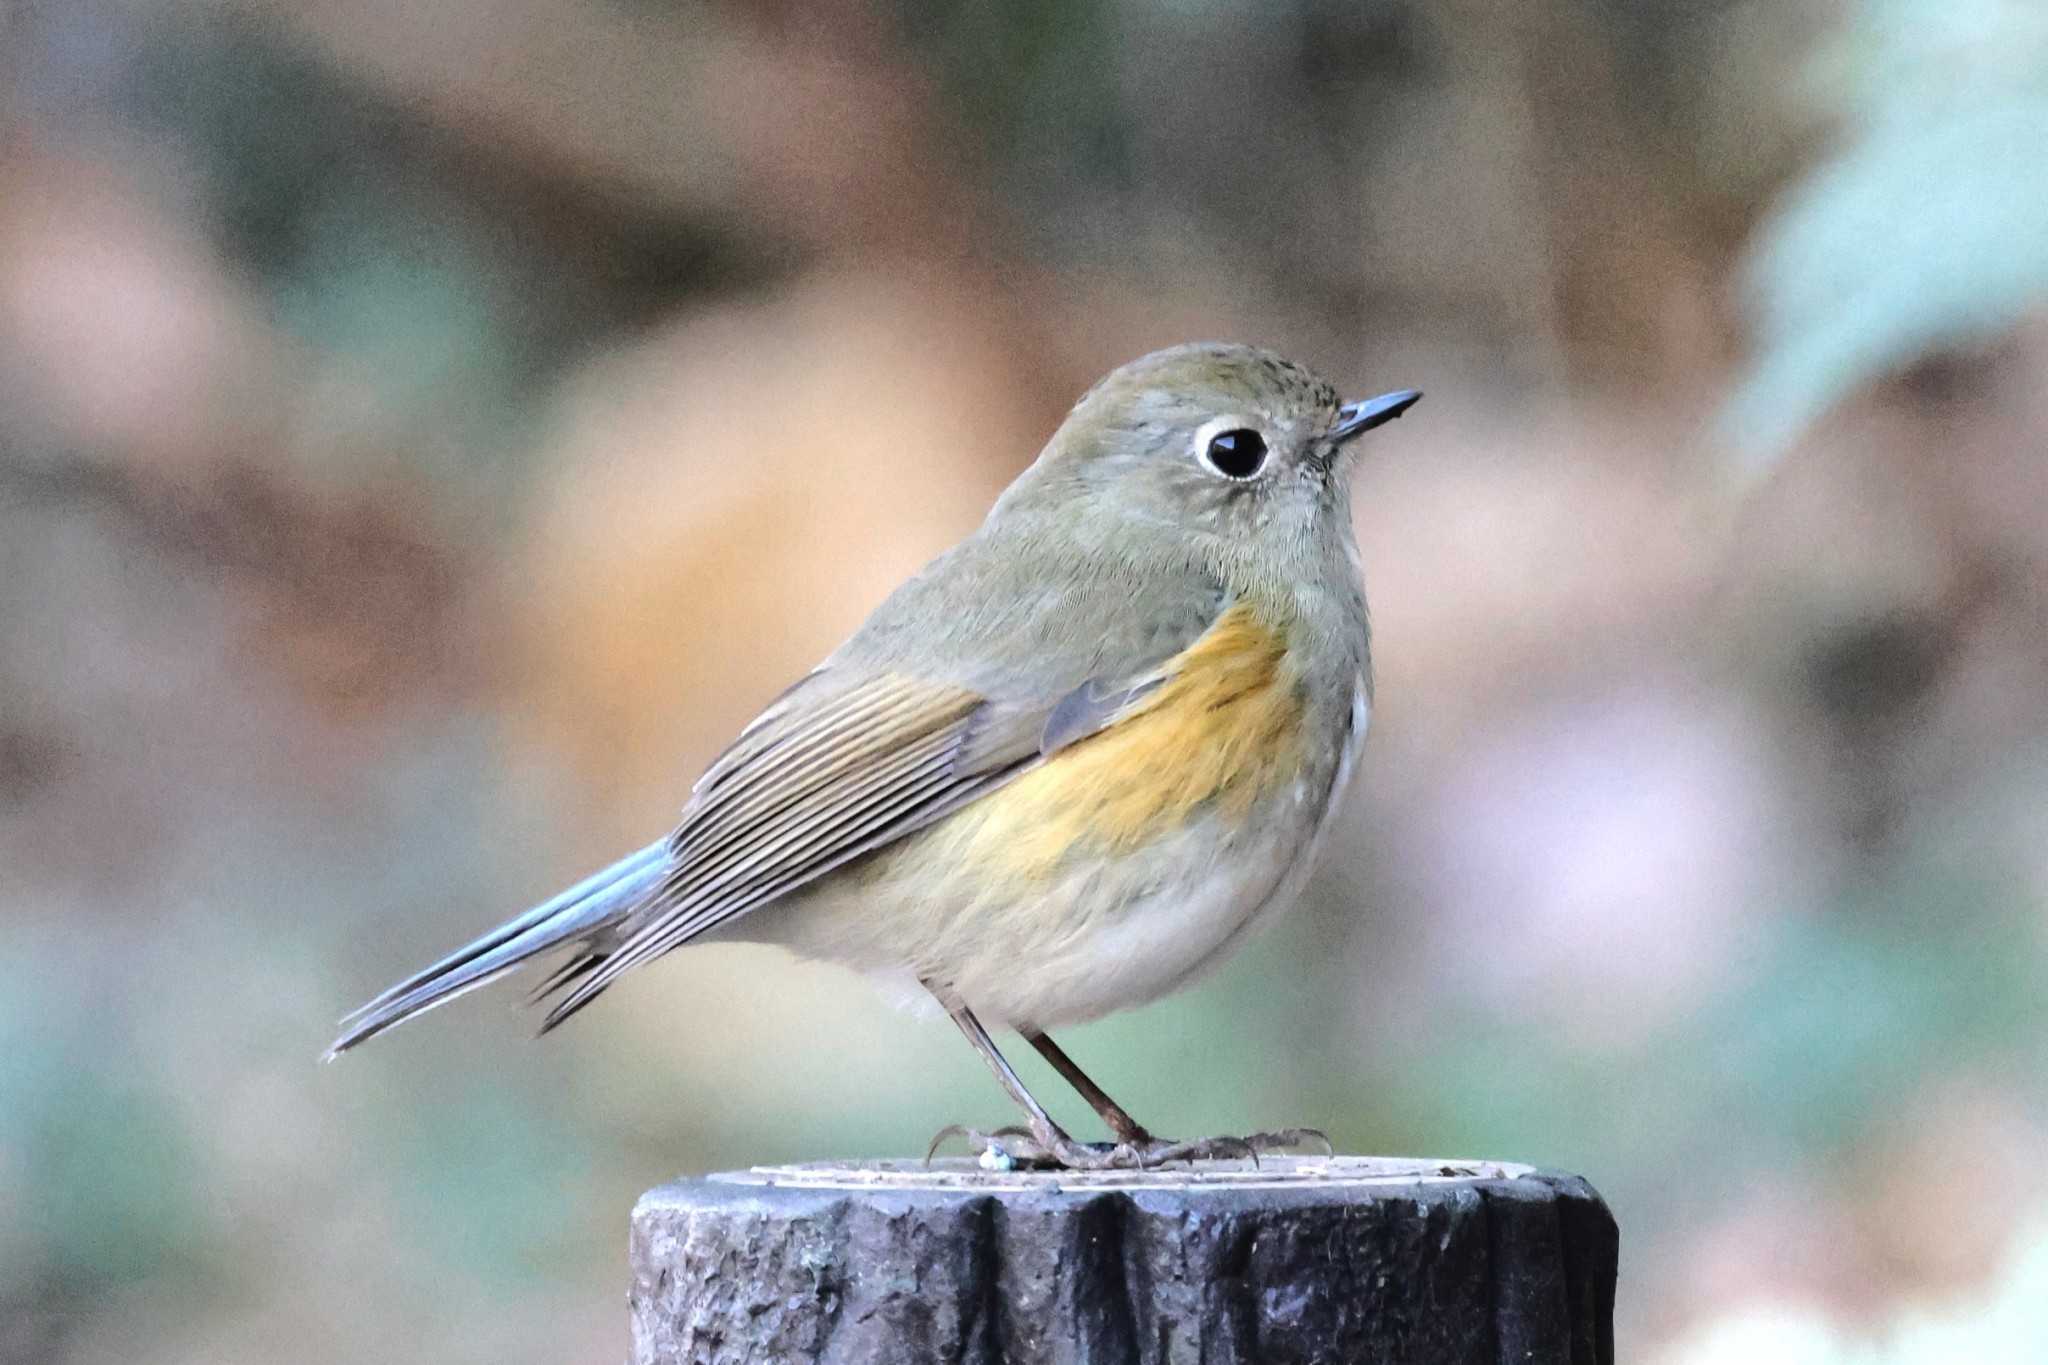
[944,818,1299,1027]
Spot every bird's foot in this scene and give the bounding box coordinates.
[926,1122,1109,1171]
[927,1123,1333,1171]
[1135,1128,1335,1167]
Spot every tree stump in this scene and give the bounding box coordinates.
[630,1156,1617,1364]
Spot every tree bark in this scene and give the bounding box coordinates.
[630,1155,1617,1364]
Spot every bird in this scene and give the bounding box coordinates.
[327,342,1420,1170]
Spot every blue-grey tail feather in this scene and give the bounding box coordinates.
[323,841,668,1058]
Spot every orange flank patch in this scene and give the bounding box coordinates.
[948,603,1305,880]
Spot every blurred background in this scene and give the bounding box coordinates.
[4,0,2047,1360]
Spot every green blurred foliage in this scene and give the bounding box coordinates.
[1730,0,2048,459]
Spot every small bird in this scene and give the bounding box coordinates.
[328,343,1419,1170]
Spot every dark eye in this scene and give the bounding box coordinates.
[1204,428,1267,479]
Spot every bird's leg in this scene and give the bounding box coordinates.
[927,997,1112,1169]
[1025,1030,1152,1145]
[924,989,1336,1171]
[1023,1028,1338,1170]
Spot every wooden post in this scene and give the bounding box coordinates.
[630,1156,1617,1364]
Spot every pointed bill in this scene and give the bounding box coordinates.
[1330,389,1422,444]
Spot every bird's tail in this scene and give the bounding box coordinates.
[323,840,669,1058]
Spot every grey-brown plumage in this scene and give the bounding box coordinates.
[328,343,1420,1170]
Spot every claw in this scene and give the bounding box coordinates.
[1140,1134,1256,1167]
[928,1121,1334,1172]
[925,1124,972,1165]
[927,1123,1090,1170]
[925,1124,1033,1165]
[1245,1127,1334,1157]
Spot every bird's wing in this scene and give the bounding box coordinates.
[536,591,1226,1027]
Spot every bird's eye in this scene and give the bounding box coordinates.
[1202,427,1267,480]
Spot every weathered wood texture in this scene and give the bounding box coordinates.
[630,1156,1617,1364]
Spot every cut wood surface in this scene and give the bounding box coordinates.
[630,1155,1617,1364]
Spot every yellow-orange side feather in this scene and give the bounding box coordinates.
[937,603,1304,881]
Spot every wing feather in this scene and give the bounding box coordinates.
[560,748,967,999]
[680,676,943,829]
[658,726,966,920]
[540,676,1004,1023]
[670,684,971,868]
[535,588,1234,1026]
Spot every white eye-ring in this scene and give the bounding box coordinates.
[1192,415,1270,480]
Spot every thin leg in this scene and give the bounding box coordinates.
[925,985,1332,1171]
[930,997,1127,1168]
[1026,1031,1151,1145]
[943,1002,1066,1138]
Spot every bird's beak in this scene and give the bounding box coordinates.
[1329,389,1422,445]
